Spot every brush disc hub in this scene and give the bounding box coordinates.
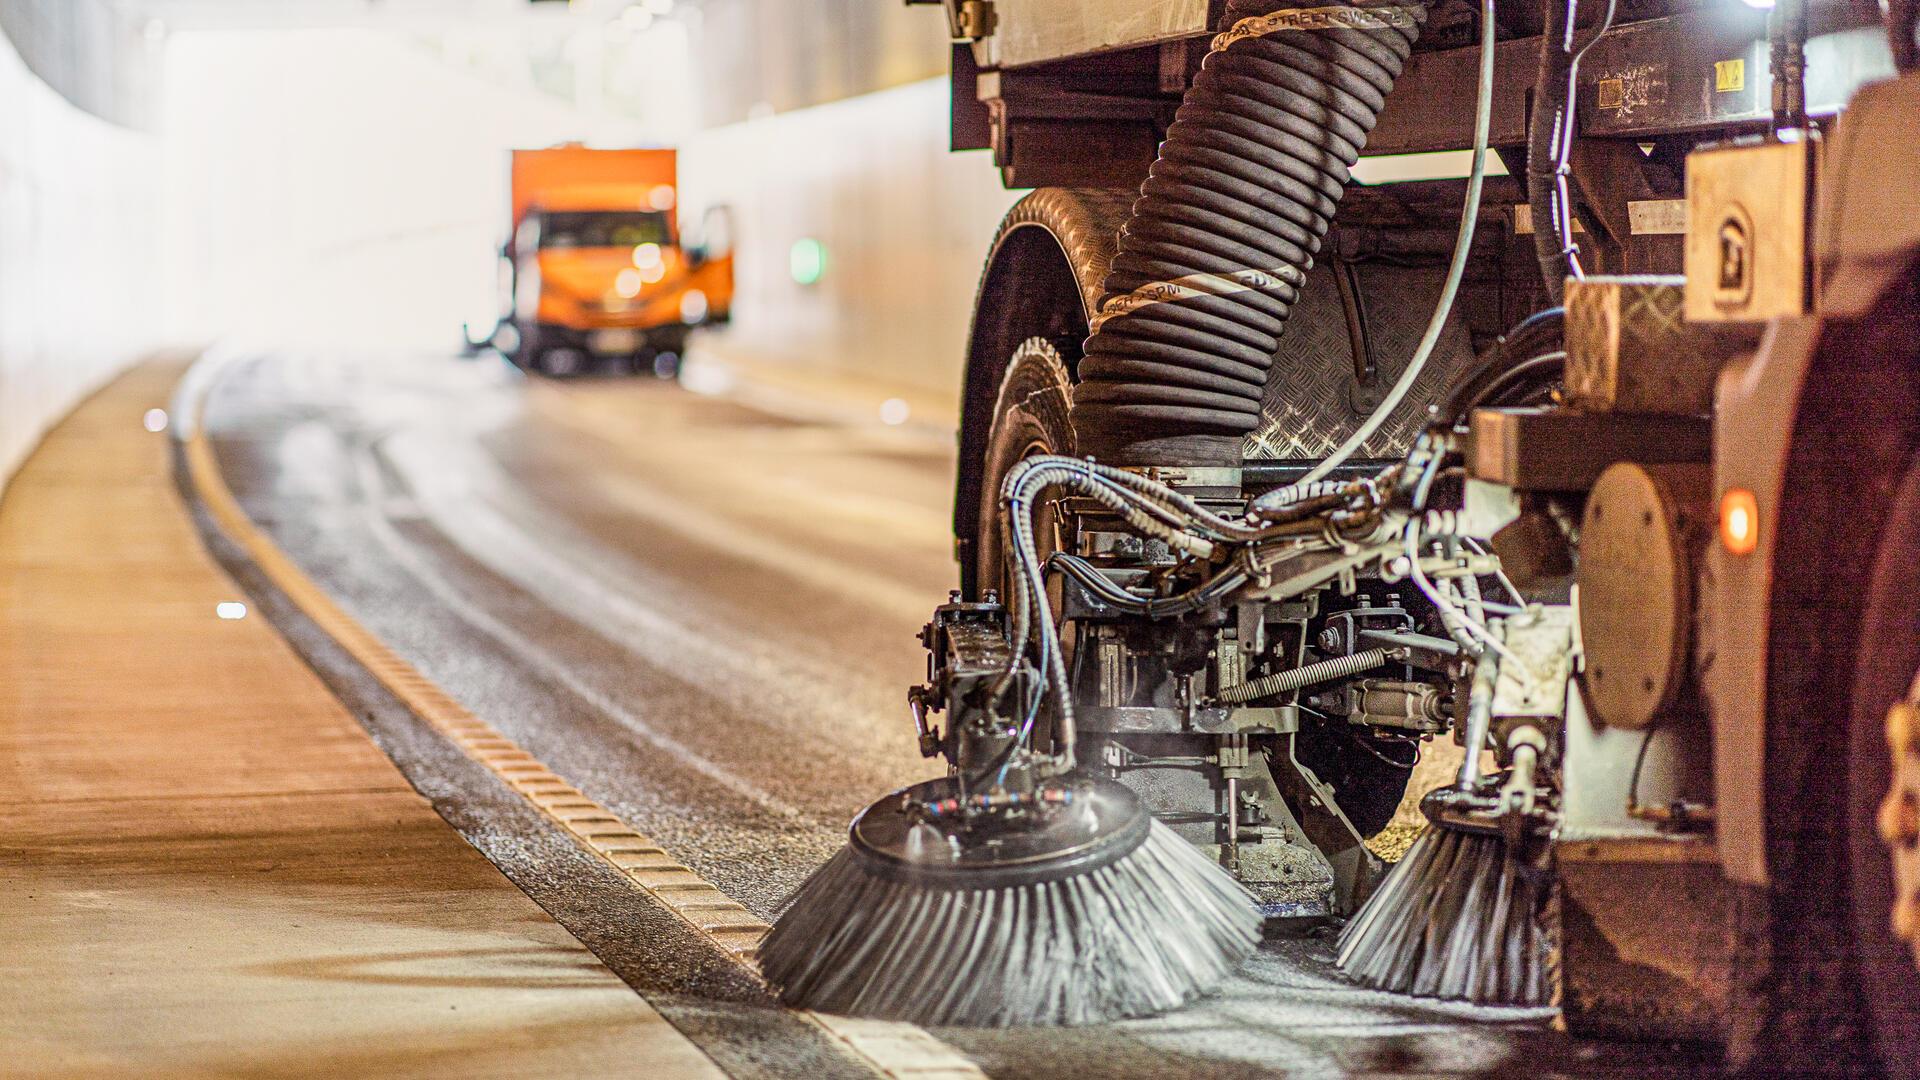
[848,776,1151,888]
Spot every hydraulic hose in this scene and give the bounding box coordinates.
[1294,0,1497,486]
[1531,0,1617,298]
[1073,0,1429,467]
[1528,0,1575,303]
[1436,307,1565,427]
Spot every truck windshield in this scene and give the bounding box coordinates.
[539,211,672,250]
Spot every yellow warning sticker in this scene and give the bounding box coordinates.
[1715,58,1745,93]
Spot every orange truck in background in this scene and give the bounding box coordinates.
[498,145,732,377]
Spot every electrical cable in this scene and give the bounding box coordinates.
[1458,569,1490,634]
[1048,553,1251,619]
[1476,350,1565,406]
[995,453,1272,760]
[1294,0,1500,487]
[1464,536,1528,608]
[1552,0,1619,281]
[1346,726,1423,769]
[1626,720,1658,814]
[1436,308,1565,426]
[1410,450,1446,512]
[1403,515,1529,674]
[990,0,1511,766]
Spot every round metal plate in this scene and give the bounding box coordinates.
[848,776,1151,888]
[1578,462,1708,729]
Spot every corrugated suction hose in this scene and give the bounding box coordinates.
[1073,0,1427,466]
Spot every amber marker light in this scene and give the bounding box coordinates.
[1720,487,1760,555]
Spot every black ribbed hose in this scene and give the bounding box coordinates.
[1073,0,1427,467]
[1528,0,1574,303]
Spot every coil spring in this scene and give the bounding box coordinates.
[1073,0,1427,465]
[1216,646,1397,704]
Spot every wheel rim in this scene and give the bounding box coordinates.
[974,339,1075,605]
[1880,692,1920,969]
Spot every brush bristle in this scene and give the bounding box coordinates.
[758,819,1262,1026]
[1333,824,1556,1006]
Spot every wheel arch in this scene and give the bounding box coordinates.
[954,187,1132,595]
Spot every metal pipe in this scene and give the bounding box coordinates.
[1770,0,1810,130]
[1455,644,1503,790]
[1498,725,1546,816]
[1225,776,1240,873]
[1361,627,1463,656]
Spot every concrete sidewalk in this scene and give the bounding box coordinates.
[0,361,724,1078]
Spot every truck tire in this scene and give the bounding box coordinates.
[956,187,1133,597]
[1848,455,1920,1079]
[973,338,1075,602]
[539,348,585,378]
[649,328,689,380]
[514,323,544,373]
[1756,266,1920,1077]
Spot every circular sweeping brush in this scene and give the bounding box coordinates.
[759,776,1262,1026]
[1333,787,1557,1006]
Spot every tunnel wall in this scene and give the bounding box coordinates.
[679,78,1022,402]
[0,23,160,487]
[159,29,648,356]
[0,0,162,129]
[687,0,948,127]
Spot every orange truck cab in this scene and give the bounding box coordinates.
[500,145,732,377]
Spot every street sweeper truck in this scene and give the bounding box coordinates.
[760,0,1920,1072]
[496,145,732,376]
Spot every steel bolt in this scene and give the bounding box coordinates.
[1893,894,1920,943]
[1880,789,1920,850]
[1887,700,1920,756]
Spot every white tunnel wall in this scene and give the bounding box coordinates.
[156,30,1023,406]
[3,20,1030,488]
[0,29,160,487]
[158,29,650,356]
[679,79,1024,400]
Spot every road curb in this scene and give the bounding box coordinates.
[178,359,987,1080]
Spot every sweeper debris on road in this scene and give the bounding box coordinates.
[764,0,1920,1071]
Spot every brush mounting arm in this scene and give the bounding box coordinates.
[912,592,1048,796]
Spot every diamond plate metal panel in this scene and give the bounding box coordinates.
[1245,262,1477,461]
[1565,275,1752,415]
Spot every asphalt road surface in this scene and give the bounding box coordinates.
[198,351,1716,1079]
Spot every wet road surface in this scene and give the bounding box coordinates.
[199,352,1716,1078]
